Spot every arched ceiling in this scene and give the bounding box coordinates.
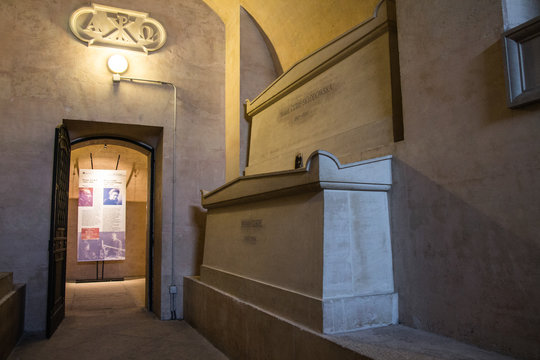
[240,0,381,70]
[203,0,380,72]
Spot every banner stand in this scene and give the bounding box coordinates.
[75,261,124,283]
[76,159,126,283]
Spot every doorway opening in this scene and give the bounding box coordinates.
[47,120,165,337]
[66,138,154,310]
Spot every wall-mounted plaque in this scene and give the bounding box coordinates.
[69,3,167,54]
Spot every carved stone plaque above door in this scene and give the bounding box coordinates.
[69,3,167,54]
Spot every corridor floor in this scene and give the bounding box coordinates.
[7,279,227,360]
[7,279,518,360]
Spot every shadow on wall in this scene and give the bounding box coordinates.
[390,157,540,359]
[190,205,207,275]
[477,40,511,124]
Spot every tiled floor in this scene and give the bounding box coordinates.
[8,279,227,360]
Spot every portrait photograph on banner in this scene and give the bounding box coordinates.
[77,169,126,262]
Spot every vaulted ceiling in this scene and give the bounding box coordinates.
[204,0,380,71]
[241,0,380,70]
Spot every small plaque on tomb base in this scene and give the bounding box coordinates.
[241,219,262,244]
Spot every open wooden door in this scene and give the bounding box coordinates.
[47,124,70,338]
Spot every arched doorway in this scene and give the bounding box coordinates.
[67,137,154,309]
[47,120,163,337]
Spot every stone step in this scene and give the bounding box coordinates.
[184,276,516,360]
[0,272,13,299]
[0,281,26,360]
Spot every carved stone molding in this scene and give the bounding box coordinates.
[69,3,167,54]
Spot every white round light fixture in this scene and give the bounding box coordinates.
[107,54,128,74]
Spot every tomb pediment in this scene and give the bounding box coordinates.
[202,150,392,209]
[244,0,402,176]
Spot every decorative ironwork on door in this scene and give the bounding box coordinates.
[47,124,70,338]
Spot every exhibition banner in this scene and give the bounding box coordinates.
[77,169,126,262]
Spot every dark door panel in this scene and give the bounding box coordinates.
[47,124,70,338]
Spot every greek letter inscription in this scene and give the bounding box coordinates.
[69,4,167,53]
[103,13,137,43]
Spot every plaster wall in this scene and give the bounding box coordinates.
[200,0,242,181]
[0,0,225,332]
[240,7,278,175]
[392,0,540,358]
[240,0,381,71]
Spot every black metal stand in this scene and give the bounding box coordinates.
[75,261,124,283]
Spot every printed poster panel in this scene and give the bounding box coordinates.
[77,169,126,262]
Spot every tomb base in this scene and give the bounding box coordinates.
[184,276,374,360]
[198,151,397,334]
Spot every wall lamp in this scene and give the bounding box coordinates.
[106,53,179,320]
[107,54,129,81]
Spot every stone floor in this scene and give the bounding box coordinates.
[7,279,518,360]
[328,325,517,360]
[7,279,227,360]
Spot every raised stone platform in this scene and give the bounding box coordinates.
[184,277,515,360]
[0,272,26,360]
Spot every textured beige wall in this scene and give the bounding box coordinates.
[241,0,380,71]
[391,1,540,358]
[204,0,380,72]
[0,0,225,331]
[202,0,241,180]
[240,7,278,174]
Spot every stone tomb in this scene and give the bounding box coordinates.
[199,151,397,333]
[185,0,399,350]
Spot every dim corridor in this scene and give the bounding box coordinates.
[7,279,227,360]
